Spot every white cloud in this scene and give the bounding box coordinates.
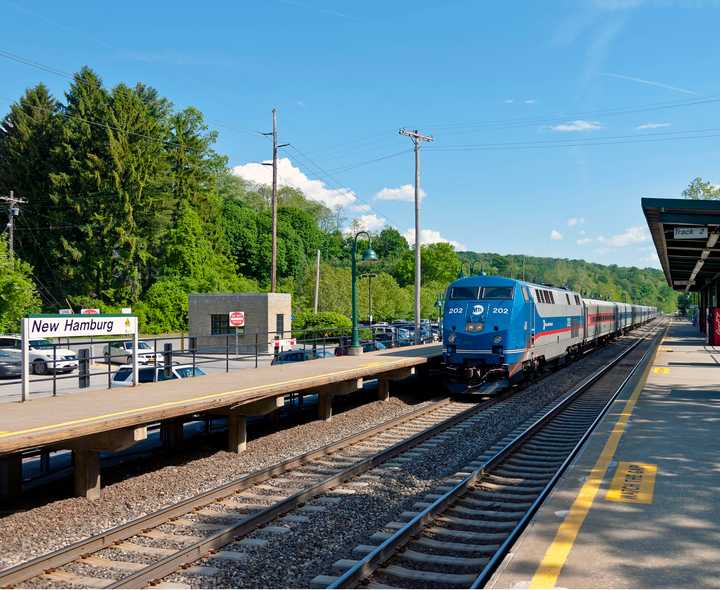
[352,214,386,233]
[349,203,371,213]
[636,122,671,130]
[504,99,515,104]
[638,245,660,267]
[576,238,593,245]
[602,72,698,96]
[567,217,585,227]
[403,228,466,251]
[524,99,537,104]
[375,184,426,202]
[551,120,603,132]
[550,229,563,241]
[604,226,650,247]
[579,229,587,235]
[232,157,356,210]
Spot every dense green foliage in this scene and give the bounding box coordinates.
[0,68,677,333]
[0,239,41,332]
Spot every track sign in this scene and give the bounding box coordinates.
[121,307,132,314]
[674,227,708,240]
[228,311,245,327]
[80,308,101,315]
[58,308,73,315]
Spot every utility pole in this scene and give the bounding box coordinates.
[1,190,25,261]
[313,249,321,314]
[262,109,289,292]
[399,128,433,344]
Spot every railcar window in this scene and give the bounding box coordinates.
[449,286,480,300]
[480,286,513,299]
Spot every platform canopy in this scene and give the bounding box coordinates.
[642,197,720,292]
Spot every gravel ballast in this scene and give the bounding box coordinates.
[0,393,435,571]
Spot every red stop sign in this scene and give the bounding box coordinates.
[228,311,245,327]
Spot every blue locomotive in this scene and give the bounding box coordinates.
[442,275,656,392]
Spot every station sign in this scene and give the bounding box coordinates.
[80,308,101,314]
[228,311,246,327]
[25,314,138,339]
[121,307,132,314]
[58,308,73,315]
[674,227,708,240]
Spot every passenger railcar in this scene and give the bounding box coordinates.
[442,275,657,392]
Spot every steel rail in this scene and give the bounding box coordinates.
[326,321,663,589]
[0,395,490,588]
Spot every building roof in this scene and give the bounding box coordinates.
[642,197,720,292]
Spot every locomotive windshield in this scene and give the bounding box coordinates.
[480,286,513,299]
[449,286,480,300]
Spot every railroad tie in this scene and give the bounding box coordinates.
[42,570,116,588]
[399,549,489,569]
[379,564,477,586]
[78,556,146,572]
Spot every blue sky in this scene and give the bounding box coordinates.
[4,0,720,269]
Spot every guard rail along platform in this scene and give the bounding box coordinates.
[0,344,441,500]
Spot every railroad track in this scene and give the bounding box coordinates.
[316,321,664,589]
[1,395,500,589]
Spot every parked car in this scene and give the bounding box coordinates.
[0,350,22,378]
[272,349,335,365]
[112,364,207,386]
[334,339,386,356]
[104,340,164,365]
[0,335,78,374]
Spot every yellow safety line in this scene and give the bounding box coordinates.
[529,331,663,589]
[0,357,410,440]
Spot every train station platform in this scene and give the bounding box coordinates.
[490,318,720,589]
[0,344,441,500]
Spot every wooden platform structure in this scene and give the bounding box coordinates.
[0,344,441,499]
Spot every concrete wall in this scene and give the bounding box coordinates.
[188,293,292,353]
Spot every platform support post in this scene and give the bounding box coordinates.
[228,413,248,453]
[161,419,184,450]
[73,450,101,500]
[377,378,390,402]
[0,454,22,499]
[319,392,333,422]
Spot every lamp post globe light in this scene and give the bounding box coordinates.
[351,230,378,355]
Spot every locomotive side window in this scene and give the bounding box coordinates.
[481,286,513,299]
[449,286,480,300]
[566,294,571,304]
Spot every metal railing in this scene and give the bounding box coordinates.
[0,324,439,402]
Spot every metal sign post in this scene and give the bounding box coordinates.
[21,318,30,402]
[228,311,245,359]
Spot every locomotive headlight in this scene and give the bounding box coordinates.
[447,332,456,344]
[465,322,484,332]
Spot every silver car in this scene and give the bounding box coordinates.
[0,350,21,378]
[103,340,164,365]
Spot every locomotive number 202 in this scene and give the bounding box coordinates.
[491,307,510,314]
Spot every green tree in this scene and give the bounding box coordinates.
[0,240,41,332]
[682,177,720,200]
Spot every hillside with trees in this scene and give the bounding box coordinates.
[0,68,676,333]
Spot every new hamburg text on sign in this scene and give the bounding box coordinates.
[27,315,138,339]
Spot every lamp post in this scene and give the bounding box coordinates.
[362,272,377,326]
[351,231,378,355]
